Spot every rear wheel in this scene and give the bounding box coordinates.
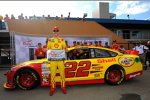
[15,69,40,90]
[105,67,125,85]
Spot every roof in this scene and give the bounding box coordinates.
[66,18,150,29]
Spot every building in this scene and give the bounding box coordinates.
[92,2,116,19]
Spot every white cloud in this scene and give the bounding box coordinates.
[113,1,150,16]
[0,1,95,18]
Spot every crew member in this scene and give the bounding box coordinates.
[34,43,46,59]
[111,40,120,51]
[47,26,67,96]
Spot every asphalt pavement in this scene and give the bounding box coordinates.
[0,67,150,100]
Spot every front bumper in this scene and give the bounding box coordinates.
[3,70,16,89]
[3,83,15,89]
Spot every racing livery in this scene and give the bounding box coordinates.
[4,46,143,90]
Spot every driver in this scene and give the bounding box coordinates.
[47,26,67,96]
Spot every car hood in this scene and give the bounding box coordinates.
[13,58,47,68]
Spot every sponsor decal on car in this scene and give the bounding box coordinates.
[119,57,135,67]
[129,72,141,78]
[97,58,116,63]
[92,66,103,71]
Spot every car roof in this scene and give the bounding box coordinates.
[67,46,121,54]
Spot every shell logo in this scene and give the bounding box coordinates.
[119,57,135,67]
[54,44,59,48]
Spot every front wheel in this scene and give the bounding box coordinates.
[15,69,40,90]
[105,67,125,85]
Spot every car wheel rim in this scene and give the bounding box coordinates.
[108,70,121,83]
[19,74,35,87]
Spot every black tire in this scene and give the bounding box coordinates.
[15,69,40,90]
[105,66,125,85]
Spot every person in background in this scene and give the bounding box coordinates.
[47,26,67,96]
[0,15,3,30]
[11,14,15,19]
[60,14,64,20]
[99,41,103,47]
[34,43,46,59]
[43,39,48,57]
[88,42,93,46]
[20,13,24,19]
[119,45,125,53]
[4,14,10,22]
[133,41,149,70]
[42,15,45,19]
[72,41,77,47]
[145,41,150,67]
[111,40,120,51]
[65,41,70,48]
[25,16,28,19]
[47,15,51,19]
[94,41,99,47]
[68,12,70,19]
[104,42,110,48]
[84,41,88,46]
[77,42,80,46]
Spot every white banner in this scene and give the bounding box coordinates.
[14,34,110,64]
[15,34,46,64]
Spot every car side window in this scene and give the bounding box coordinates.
[94,49,110,58]
[67,48,90,60]
[109,51,118,57]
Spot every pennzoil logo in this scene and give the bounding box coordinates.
[119,57,135,67]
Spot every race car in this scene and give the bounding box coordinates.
[4,46,143,90]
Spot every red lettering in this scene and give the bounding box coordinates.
[76,61,91,77]
[65,62,77,78]
[97,58,116,63]
[65,61,91,78]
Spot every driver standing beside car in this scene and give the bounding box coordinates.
[47,26,67,96]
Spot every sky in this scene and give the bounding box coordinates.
[0,1,150,20]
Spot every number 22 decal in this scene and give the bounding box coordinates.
[65,61,91,78]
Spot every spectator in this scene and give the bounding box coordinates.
[82,13,87,21]
[99,41,103,47]
[65,41,70,48]
[47,15,50,19]
[84,41,88,46]
[25,16,28,19]
[0,15,3,30]
[133,41,149,70]
[104,42,110,48]
[68,12,70,19]
[60,14,64,20]
[77,42,80,46]
[11,14,15,19]
[119,45,125,53]
[4,14,10,22]
[94,41,99,47]
[111,40,120,51]
[145,41,150,67]
[34,43,46,59]
[42,15,45,19]
[20,13,24,19]
[88,42,93,46]
[72,41,77,47]
[31,15,37,20]
[43,39,48,56]
[18,15,21,19]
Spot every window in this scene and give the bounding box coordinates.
[67,48,90,60]
[131,31,142,39]
[93,49,118,58]
[123,30,130,39]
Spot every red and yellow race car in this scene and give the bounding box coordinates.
[4,46,143,90]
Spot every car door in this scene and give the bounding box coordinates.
[65,48,93,81]
[89,48,118,79]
